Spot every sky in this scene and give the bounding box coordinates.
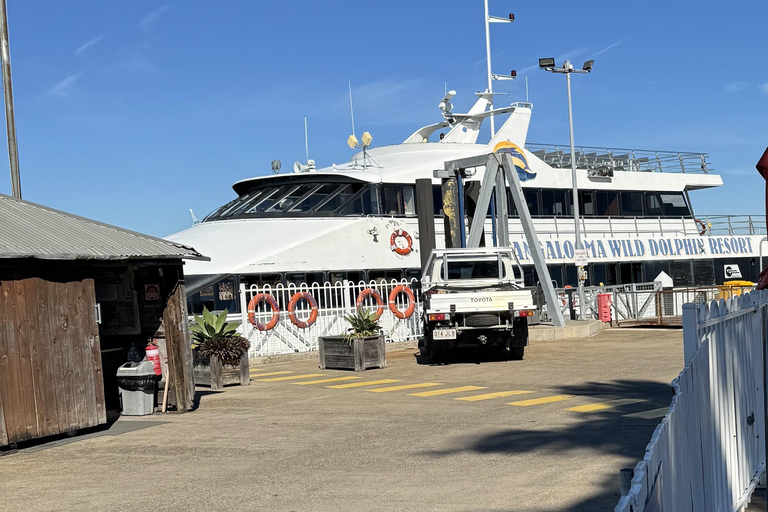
[0,1,766,238]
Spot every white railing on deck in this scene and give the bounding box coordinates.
[239,279,423,357]
[615,290,768,512]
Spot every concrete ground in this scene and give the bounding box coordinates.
[0,328,684,512]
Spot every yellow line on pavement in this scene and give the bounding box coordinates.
[250,371,293,377]
[249,368,266,373]
[567,398,647,413]
[455,390,533,401]
[258,373,325,382]
[293,376,362,385]
[367,383,441,393]
[327,379,400,389]
[409,386,487,397]
[624,407,669,419]
[508,394,574,407]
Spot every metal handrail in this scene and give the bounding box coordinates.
[699,215,767,236]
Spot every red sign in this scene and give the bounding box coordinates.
[145,284,160,301]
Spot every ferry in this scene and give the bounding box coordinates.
[167,20,766,318]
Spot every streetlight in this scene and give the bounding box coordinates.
[539,58,594,321]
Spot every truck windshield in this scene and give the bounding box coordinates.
[446,259,506,280]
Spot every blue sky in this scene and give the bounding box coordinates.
[1,1,766,237]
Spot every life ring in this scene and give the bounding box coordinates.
[247,293,280,331]
[356,288,385,319]
[288,291,319,329]
[390,229,413,256]
[388,285,416,319]
[695,219,707,236]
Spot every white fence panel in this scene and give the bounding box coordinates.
[616,290,768,512]
[239,279,423,357]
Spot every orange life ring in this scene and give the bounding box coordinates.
[356,288,385,319]
[247,293,280,331]
[695,219,707,236]
[390,229,413,256]
[388,285,416,319]
[288,291,319,329]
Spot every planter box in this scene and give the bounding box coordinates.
[318,335,386,372]
[193,352,250,389]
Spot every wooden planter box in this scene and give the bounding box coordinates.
[318,335,386,372]
[193,352,250,389]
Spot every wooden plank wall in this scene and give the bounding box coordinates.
[0,277,106,446]
[163,279,195,412]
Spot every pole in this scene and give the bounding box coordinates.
[483,0,494,137]
[0,0,19,199]
[565,62,586,320]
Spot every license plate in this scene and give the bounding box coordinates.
[433,328,456,340]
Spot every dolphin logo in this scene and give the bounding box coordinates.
[493,141,536,181]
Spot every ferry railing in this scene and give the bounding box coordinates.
[508,216,704,240]
[543,282,661,323]
[238,279,423,357]
[526,143,711,174]
[699,214,767,236]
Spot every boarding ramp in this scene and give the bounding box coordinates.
[615,290,768,511]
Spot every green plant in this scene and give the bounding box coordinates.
[343,308,382,342]
[190,307,250,360]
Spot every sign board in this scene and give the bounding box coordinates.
[724,265,742,279]
[144,284,160,301]
[574,249,588,266]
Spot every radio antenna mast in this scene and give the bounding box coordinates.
[348,81,356,138]
[304,116,309,163]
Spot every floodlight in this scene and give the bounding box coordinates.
[361,132,373,147]
[510,70,517,78]
[347,134,358,149]
[582,60,594,72]
[508,13,515,21]
[539,58,555,69]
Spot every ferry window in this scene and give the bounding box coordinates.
[524,189,540,216]
[620,191,644,217]
[245,185,292,214]
[267,184,316,212]
[289,184,337,212]
[368,187,380,215]
[596,191,619,216]
[382,185,403,215]
[315,184,358,212]
[541,189,567,216]
[579,191,595,216]
[659,192,690,217]
[368,269,403,284]
[433,186,443,216]
[338,186,375,215]
[403,186,416,216]
[645,193,663,216]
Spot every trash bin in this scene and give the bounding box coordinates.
[116,361,159,416]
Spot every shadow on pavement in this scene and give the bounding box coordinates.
[415,344,519,366]
[423,379,674,512]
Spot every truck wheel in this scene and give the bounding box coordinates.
[420,330,432,357]
[508,346,524,360]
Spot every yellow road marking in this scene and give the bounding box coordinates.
[508,394,574,407]
[409,386,487,397]
[327,379,400,389]
[367,383,441,393]
[258,373,325,382]
[624,407,669,419]
[250,371,292,377]
[293,376,362,385]
[455,390,533,401]
[249,368,266,373]
[567,398,647,413]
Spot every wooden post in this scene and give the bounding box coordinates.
[209,354,223,390]
[239,353,250,386]
[163,277,195,411]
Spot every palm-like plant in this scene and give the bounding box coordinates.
[190,307,250,360]
[343,308,382,342]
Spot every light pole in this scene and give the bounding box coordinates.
[539,58,594,321]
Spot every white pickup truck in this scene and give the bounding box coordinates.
[420,247,535,361]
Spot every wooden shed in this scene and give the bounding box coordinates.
[0,194,208,447]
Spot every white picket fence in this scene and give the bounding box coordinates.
[616,290,768,512]
[238,279,424,357]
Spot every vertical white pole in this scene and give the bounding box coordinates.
[484,0,494,137]
[566,63,585,321]
[304,116,309,163]
[348,81,355,138]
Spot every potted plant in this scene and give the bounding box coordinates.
[318,308,386,371]
[190,307,251,389]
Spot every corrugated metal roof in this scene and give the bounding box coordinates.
[0,193,208,261]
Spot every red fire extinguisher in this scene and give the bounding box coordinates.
[146,342,162,376]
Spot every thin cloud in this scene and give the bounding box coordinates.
[140,4,173,31]
[594,38,626,56]
[75,35,103,55]
[760,83,768,96]
[46,74,81,98]
[726,82,749,93]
